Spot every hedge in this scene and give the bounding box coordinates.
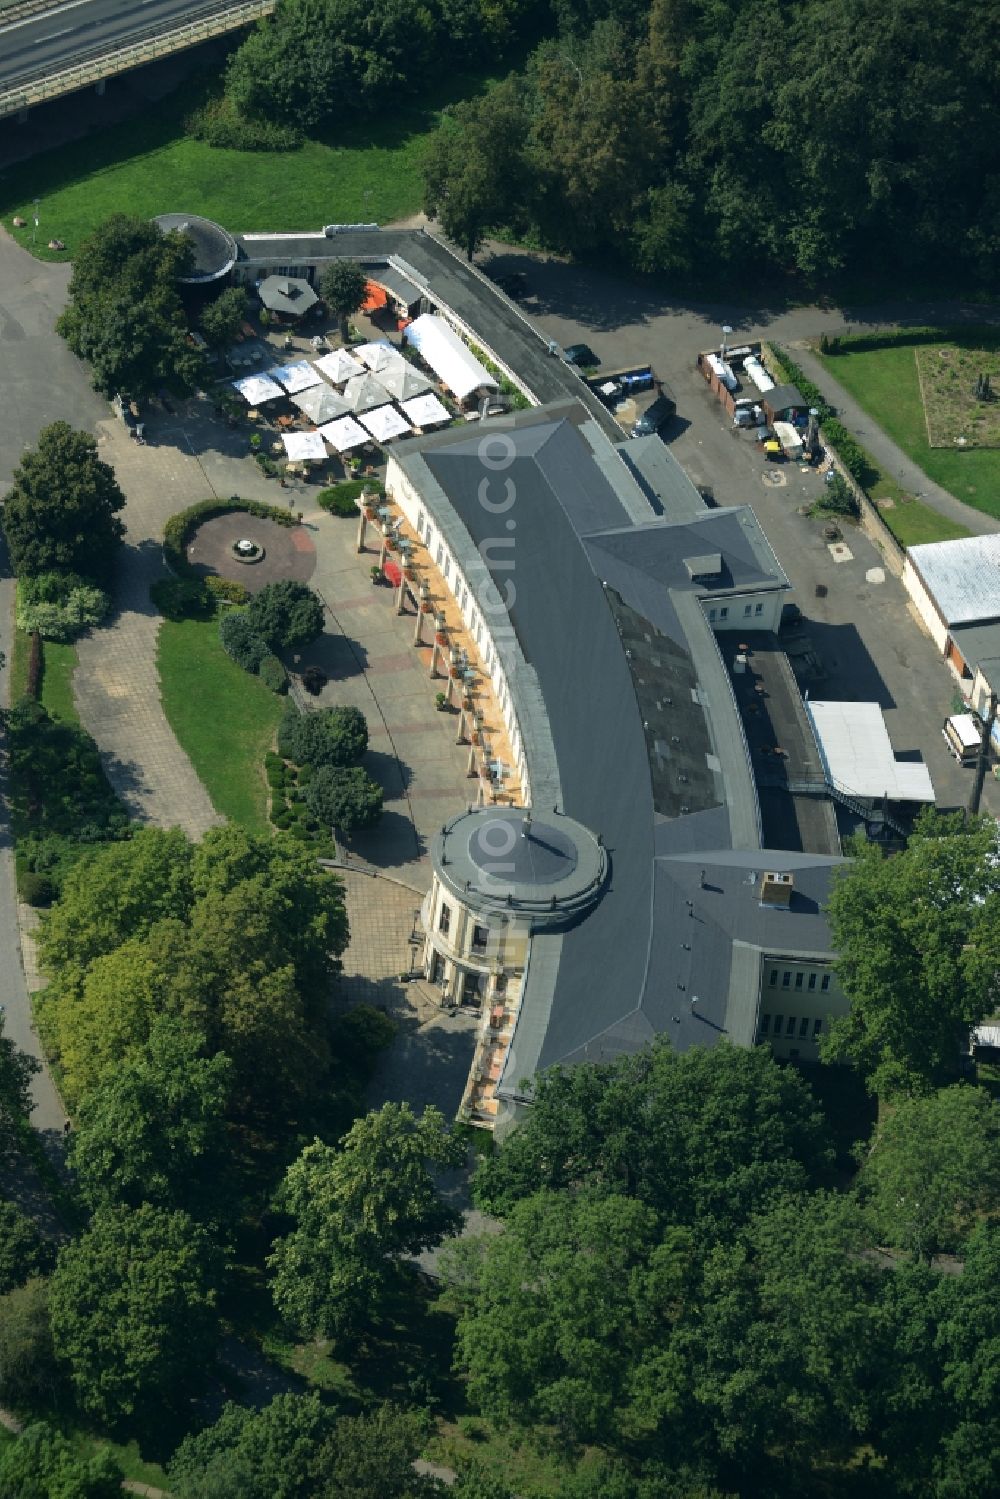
[764,344,833,422]
[768,344,877,487]
[820,325,1000,357]
[26,631,42,700]
[318,479,384,518]
[259,654,289,694]
[163,497,296,579]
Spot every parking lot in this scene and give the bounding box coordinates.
[499,256,1000,819]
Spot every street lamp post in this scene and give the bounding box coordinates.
[721,324,734,359]
[31,198,40,247]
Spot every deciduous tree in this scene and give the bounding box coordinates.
[318,260,369,341]
[269,1104,463,1337]
[0,1420,122,1499]
[823,811,1000,1096]
[1,423,125,586]
[305,765,383,834]
[168,1393,334,1499]
[200,286,249,349]
[49,1204,220,1423]
[245,581,324,651]
[277,703,369,768]
[856,1085,1000,1260]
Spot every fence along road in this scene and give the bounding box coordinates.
[0,0,274,117]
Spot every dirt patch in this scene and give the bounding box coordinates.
[915,343,1000,449]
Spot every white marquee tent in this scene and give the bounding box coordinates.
[232,373,284,404]
[400,392,451,429]
[403,314,498,402]
[318,415,369,452]
[360,404,413,443]
[270,360,321,394]
[314,348,364,383]
[281,430,327,461]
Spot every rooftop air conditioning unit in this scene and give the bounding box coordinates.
[760,871,793,907]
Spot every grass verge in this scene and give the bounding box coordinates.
[38,641,80,725]
[816,341,1000,520]
[0,64,503,262]
[156,614,284,833]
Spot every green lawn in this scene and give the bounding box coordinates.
[0,66,497,263]
[157,614,284,833]
[39,641,80,724]
[817,342,1000,520]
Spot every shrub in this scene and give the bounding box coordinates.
[279,704,369,769]
[259,654,289,694]
[264,751,284,775]
[296,763,313,787]
[306,765,383,832]
[317,479,383,518]
[185,93,302,150]
[819,473,860,518]
[301,665,327,696]
[16,572,110,642]
[204,575,249,606]
[823,420,879,487]
[4,700,130,846]
[218,610,268,673]
[163,498,295,579]
[245,581,325,651]
[273,811,293,830]
[17,870,56,907]
[150,577,213,621]
[26,631,42,700]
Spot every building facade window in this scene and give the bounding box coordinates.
[813,1018,823,1037]
[720,606,729,620]
[795,972,804,989]
[769,969,778,986]
[773,1015,783,1033]
[709,608,717,622]
[438,903,451,936]
[760,1013,771,1034]
[744,604,752,616]
[799,1016,809,1038]
[782,971,791,988]
[821,973,831,991]
[417,510,424,532]
[755,602,764,616]
[435,543,444,567]
[786,1015,796,1036]
[808,972,817,990]
[471,924,489,953]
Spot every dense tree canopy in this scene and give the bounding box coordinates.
[39,825,348,1113]
[1,423,126,587]
[269,1103,464,1337]
[305,765,384,834]
[168,1393,335,1499]
[856,1085,1000,1260]
[420,0,1000,287]
[57,214,206,399]
[0,1015,39,1157]
[49,1204,220,1423]
[0,1421,123,1499]
[69,1016,233,1218]
[278,704,369,769]
[0,1202,52,1295]
[199,286,248,349]
[0,1280,60,1409]
[823,811,1000,1096]
[472,1039,832,1234]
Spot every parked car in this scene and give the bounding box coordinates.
[631,388,677,437]
[564,343,599,368]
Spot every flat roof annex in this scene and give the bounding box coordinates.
[909,534,1000,627]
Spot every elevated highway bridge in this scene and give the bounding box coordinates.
[0,0,274,119]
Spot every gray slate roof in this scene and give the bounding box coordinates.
[394,401,834,1101]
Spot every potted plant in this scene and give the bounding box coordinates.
[470,730,481,745]
[370,564,383,585]
[384,535,398,553]
[450,665,462,679]
[403,563,417,581]
[434,631,448,646]
[435,691,448,712]
[420,600,434,615]
[249,432,262,451]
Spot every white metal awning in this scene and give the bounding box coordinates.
[805,700,935,803]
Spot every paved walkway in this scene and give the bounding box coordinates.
[295,503,482,889]
[790,343,998,537]
[73,419,224,836]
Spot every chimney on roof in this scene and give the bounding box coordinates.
[760,871,793,908]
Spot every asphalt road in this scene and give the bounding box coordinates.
[0,0,220,89]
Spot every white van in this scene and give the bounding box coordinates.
[943,713,983,765]
[774,421,804,460]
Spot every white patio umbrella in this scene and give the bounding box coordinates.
[314,348,364,383]
[282,430,327,461]
[343,372,392,413]
[360,404,413,442]
[355,340,405,376]
[232,373,284,404]
[270,360,321,394]
[318,416,369,452]
[380,362,433,401]
[400,392,451,428]
[291,385,350,423]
